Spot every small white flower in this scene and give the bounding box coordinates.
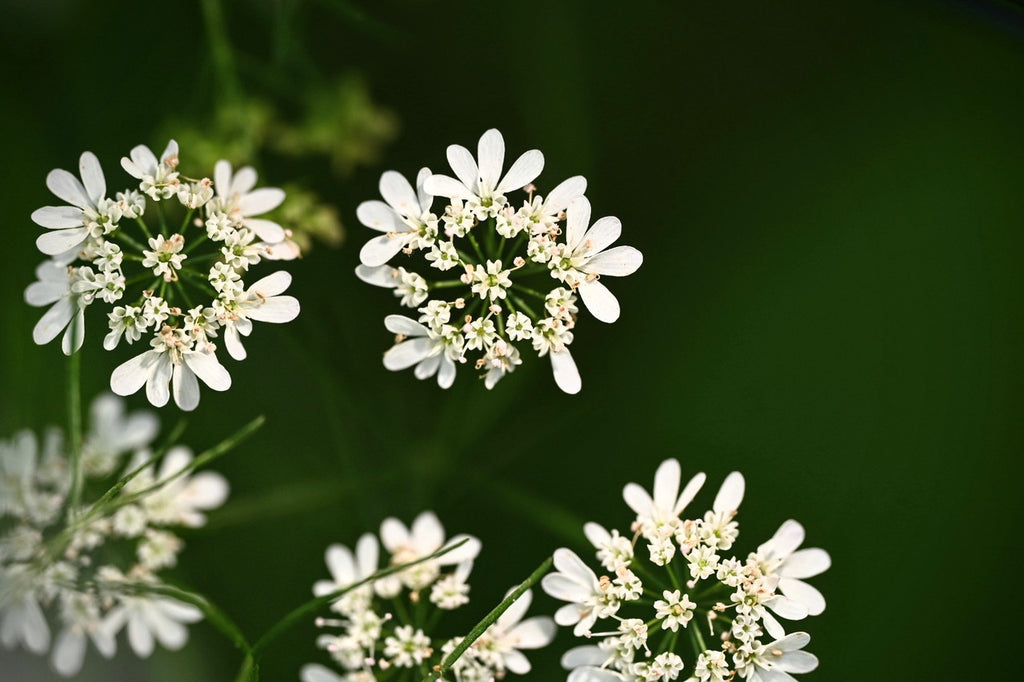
[740,632,819,682]
[551,197,643,323]
[217,271,300,361]
[210,160,287,242]
[383,624,432,667]
[623,458,706,541]
[469,260,512,301]
[382,315,462,389]
[429,560,472,610]
[424,129,544,219]
[312,533,380,616]
[753,520,831,617]
[541,548,619,637]
[109,326,231,411]
[102,593,202,658]
[121,140,180,200]
[653,590,696,632]
[50,591,117,676]
[24,260,87,356]
[357,168,438,266]
[32,151,115,257]
[135,446,230,528]
[474,588,556,675]
[376,511,481,596]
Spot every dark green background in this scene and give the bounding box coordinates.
[2,0,1022,679]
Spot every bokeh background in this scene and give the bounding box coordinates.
[2,0,1023,679]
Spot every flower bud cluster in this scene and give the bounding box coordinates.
[0,394,228,676]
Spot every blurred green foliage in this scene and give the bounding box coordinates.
[1,0,1023,681]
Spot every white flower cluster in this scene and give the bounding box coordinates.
[27,141,301,410]
[300,511,555,682]
[0,394,228,676]
[356,129,643,394]
[542,459,830,682]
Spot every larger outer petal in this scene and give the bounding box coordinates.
[46,168,91,210]
[383,337,435,370]
[577,279,621,324]
[477,129,505,190]
[184,350,232,391]
[249,270,292,297]
[32,297,75,345]
[172,362,201,411]
[446,144,480,192]
[379,170,420,217]
[550,348,581,394]
[79,151,106,204]
[496,149,544,194]
[584,245,643,277]
[110,351,159,398]
[565,197,592,252]
[239,188,285,216]
[713,471,745,512]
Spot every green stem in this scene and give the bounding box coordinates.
[200,0,243,102]
[156,201,169,236]
[180,208,196,234]
[423,555,553,681]
[126,582,252,656]
[691,620,708,655]
[135,217,154,241]
[65,351,83,521]
[184,233,209,254]
[429,279,466,290]
[466,232,486,263]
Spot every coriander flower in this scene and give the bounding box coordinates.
[0,394,229,676]
[752,521,831,617]
[28,141,302,410]
[544,459,829,682]
[303,511,548,682]
[356,128,641,393]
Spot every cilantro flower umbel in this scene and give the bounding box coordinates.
[542,458,830,682]
[26,141,301,410]
[355,128,643,394]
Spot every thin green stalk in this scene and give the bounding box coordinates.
[65,351,83,521]
[239,540,471,682]
[180,208,196,234]
[184,233,209,254]
[430,279,466,290]
[691,619,708,654]
[135,217,154,241]
[125,582,252,655]
[423,555,553,681]
[508,293,539,320]
[466,232,486,262]
[156,201,169,235]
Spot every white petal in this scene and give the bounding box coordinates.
[325,544,357,584]
[550,348,581,394]
[415,167,434,210]
[359,233,407,267]
[777,650,819,674]
[569,667,624,682]
[246,296,300,324]
[184,351,232,391]
[379,170,420,217]
[675,472,707,514]
[249,269,292,297]
[503,650,531,675]
[437,355,457,389]
[439,534,481,563]
[111,351,158,397]
[507,616,556,649]
[411,511,445,553]
[173,363,200,411]
[52,628,86,676]
[552,548,595,586]
[577,279,621,323]
[583,522,610,549]
[414,353,441,380]
[230,166,258,196]
[783,548,831,579]
[214,160,232,196]
[123,144,158,178]
[355,264,399,289]
[127,614,154,657]
[46,168,91,209]
[778,578,827,617]
[356,200,403,233]
[554,603,582,626]
[145,356,171,407]
[161,139,179,163]
[565,197,592,252]
[32,205,83,229]
[584,245,643,277]
[383,337,435,371]
[652,459,681,512]
[713,471,745,512]
[32,297,74,345]
[423,174,476,201]
[622,482,653,517]
[379,517,409,552]
[542,575,592,603]
[496,149,544,194]
[761,611,786,641]
[79,151,106,204]
[149,612,189,650]
[477,129,505,190]
[184,472,230,512]
[356,533,380,577]
[561,645,606,668]
[497,588,532,630]
[300,663,345,682]
[578,216,621,257]
[225,325,246,361]
[542,175,588,215]
[446,144,479,192]
[760,520,805,559]
[772,632,811,652]
[36,227,88,256]
[239,188,285,216]
[61,308,85,355]
[244,218,285,243]
[384,314,429,337]
[768,595,808,621]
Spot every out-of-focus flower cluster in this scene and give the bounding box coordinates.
[356,129,643,394]
[0,394,228,676]
[542,459,830,682]
[300,511,556,682]
[26,141,301,410]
